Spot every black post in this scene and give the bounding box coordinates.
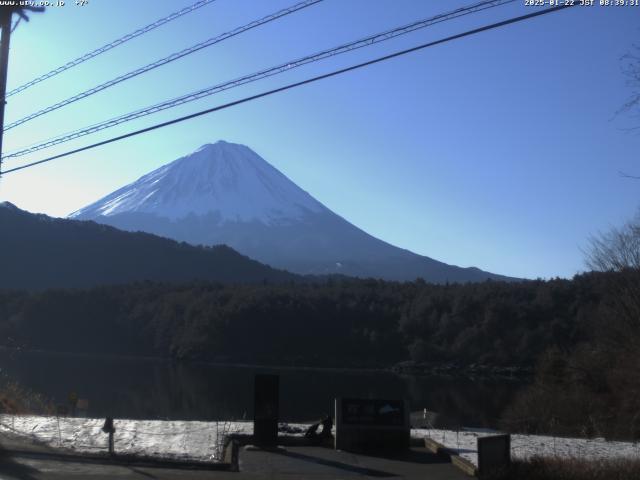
[108,431,114,456]
[0,8,12,175]
[253,374,279,447]
[102,416,116,456]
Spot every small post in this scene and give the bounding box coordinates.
[102,417,115,456]
[55,405,68,447]
[230,440,239,472]
[56,416,62,447]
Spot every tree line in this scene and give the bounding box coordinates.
[0,272,611,369]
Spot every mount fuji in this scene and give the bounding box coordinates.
[70,141,511,283]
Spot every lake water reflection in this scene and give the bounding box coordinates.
[0,349,525,428]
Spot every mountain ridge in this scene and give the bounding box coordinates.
[0,203,298,290]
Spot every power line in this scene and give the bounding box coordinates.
[4,0,322,131]
[4,0,218,99]
[3,0,515,160]
[0,4,576,177]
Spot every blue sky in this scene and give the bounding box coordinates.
[0,0,638,279]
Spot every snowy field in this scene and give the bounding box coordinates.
[418,428,640,467]
[2,415,639,466]
[0,415,301,462]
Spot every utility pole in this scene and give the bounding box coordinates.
[0,6,44,177]
[0,8,12,176]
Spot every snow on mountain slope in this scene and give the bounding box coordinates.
[70,141,326,224]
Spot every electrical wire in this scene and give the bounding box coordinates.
[2,0,515,159]
[0,4,576,177]
[4,0,218,99]
[4,0,323,131]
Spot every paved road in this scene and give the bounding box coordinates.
[0,454,232,480]
[239,445,469,479]
[0,435,468,479]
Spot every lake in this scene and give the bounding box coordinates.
[0,349,525,428]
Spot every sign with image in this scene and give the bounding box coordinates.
[341,398,405,426]
[335,398,409,453]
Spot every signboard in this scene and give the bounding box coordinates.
[253,374,279,446]
[342,399,405,426]
[335,398,409,453]
[478,434,511,478]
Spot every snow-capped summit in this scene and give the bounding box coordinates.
[70,141,513,282]
[70,140,326,224]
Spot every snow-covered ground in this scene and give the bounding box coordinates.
[3,415,639,466]
[0,415,309,462]
[417,428,640,467]
[0,415,246,461]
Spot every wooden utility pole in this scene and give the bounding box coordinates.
[0,6,44,177]
[0,8,13,176]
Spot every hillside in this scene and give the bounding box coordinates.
[0,202,297,290]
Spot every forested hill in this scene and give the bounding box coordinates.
[0,272,610,368]
[2,269,638,440]
[0,202,297,290]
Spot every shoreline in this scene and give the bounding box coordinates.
[0,346,386,374]
[0,346,532,380]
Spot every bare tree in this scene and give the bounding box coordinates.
[618,43,640,125]
[586,214,640,359]
[618,43,640,180]
[586,213,640,271]
[505,218,640,440]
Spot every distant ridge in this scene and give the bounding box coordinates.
[71,140,516,283]
[0,204,297,290]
